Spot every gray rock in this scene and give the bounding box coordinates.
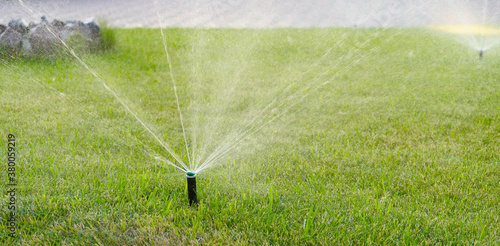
[28,21,37,29]
[0,27,23,53]
[41,16,49,25]
[51,19,65,29]
[59,21,86,41]
[22,36,32,54]
[2,17,102,57]
[82,17,101,44]
[82,17,95,25]
[8,18,29,34]
[28,24,61,54]
[65,20,79,26]
[0,24,6,35]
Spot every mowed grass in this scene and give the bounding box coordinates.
[1,28,500,245]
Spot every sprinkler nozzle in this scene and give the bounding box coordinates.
[479,50,483,60]
[186,172,197,206]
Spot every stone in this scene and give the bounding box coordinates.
[1,17,102,57]
[0,27,23,53]
[28,22,37,29]
[64,20,79,26]
[28,24,61,54]
[41,16,49,25]
[82,17,95,25]
[0,24,6,35]
[51,19,65,29]
[8,18,29,34]
[82,17,101,44]
[60,21,85,41]
[22,36,32,54]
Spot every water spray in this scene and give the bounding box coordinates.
[479,50,484,60]
[186,171,198,206]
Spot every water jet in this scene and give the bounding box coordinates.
[186,171,197,206]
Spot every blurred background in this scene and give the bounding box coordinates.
[1,0,499,28]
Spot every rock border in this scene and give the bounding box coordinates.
[0,16,101,57]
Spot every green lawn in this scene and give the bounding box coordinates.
[1,28,500,245]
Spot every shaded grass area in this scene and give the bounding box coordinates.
[1,28,500,245]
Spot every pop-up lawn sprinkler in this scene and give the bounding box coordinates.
[479,50,484,60]
[186,171,197,206]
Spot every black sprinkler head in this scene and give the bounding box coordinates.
[186,172,197,206]
[479,50,483,60]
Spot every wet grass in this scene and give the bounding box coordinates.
[1,28,500,245]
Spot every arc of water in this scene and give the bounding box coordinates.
[195,3,428,173]
[196,41,387,173]
[190,31,265,173]
[196,49,355,172]
[1,59,188,172]
[154,0,193,171]
[195,48,336,172]
[196,65,347,172]
[142,144,187,172]
[442,0,499,51]
[195,28,381,172]
[196,18,395,172]
[480,0,488,49]
[16,0,188,172]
